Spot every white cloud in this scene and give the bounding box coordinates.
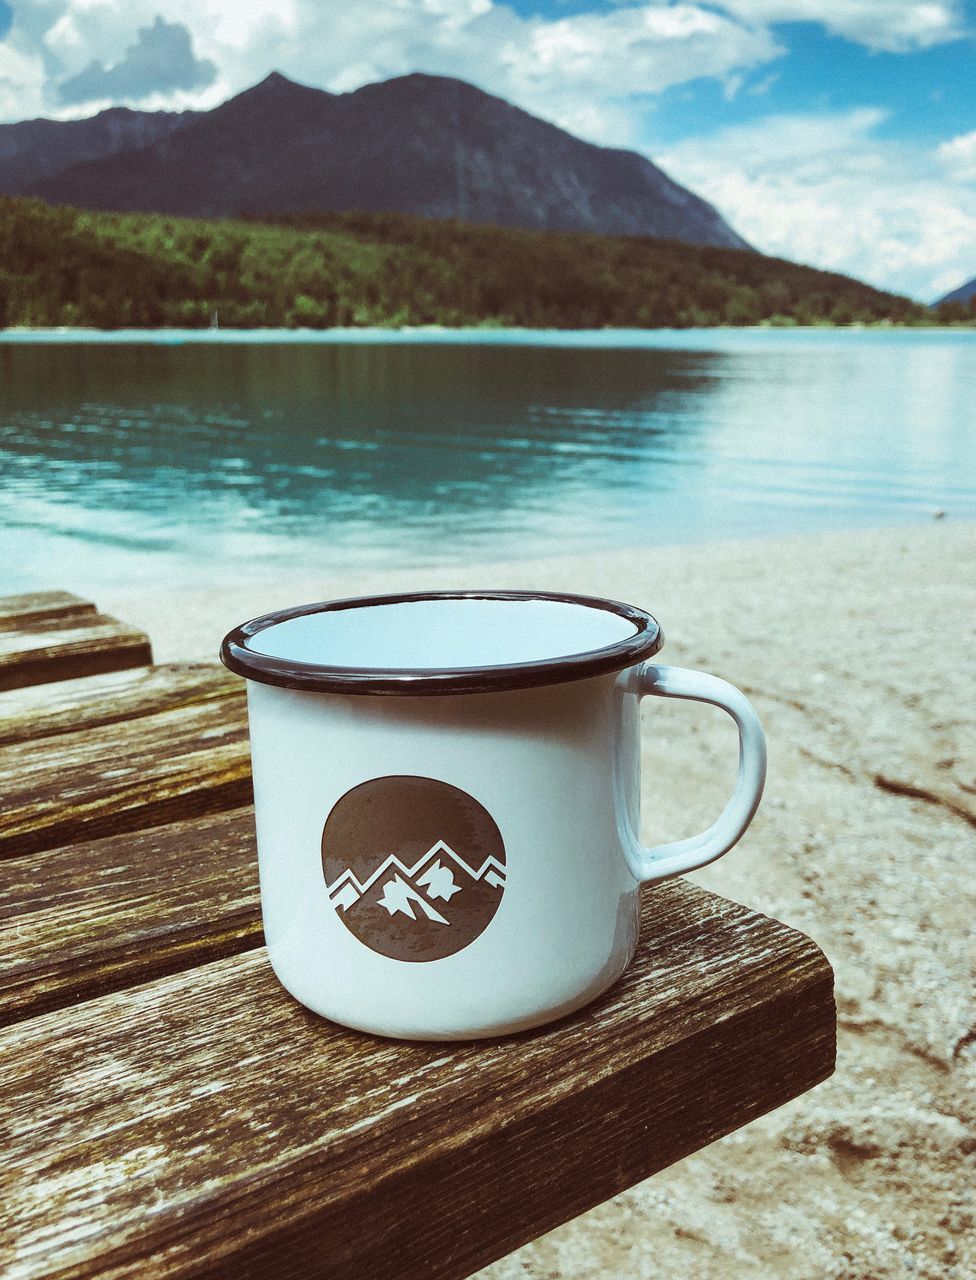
[937,129,976,183]
[5,1,782,143]
[39,0,301,113]
[196,0,300,54]
[6,1,965,141]
[57,16,216,105]
[499,4,781,139]
[0,34,48,120]
[716,0,967,53]
[658,109,976,300]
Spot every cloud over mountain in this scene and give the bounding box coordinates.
[660,107,976,302]
[57,16,217,107]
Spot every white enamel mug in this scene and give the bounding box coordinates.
[221,590,766,1041]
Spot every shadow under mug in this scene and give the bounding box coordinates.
[221,590,766,1041]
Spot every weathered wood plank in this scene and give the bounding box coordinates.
[0,612,153,692]
[0,882,835,1280]
[0,809,260,1027]
[0,662,243,747]
[0,590,96,632]
[0,700,252,859]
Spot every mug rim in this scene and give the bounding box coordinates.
[220,589,663,696]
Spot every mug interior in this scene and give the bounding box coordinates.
[221,590,663,694]
[251,596,638,669]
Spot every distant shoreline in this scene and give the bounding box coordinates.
[1,324,974,347]
[0,200,932,330]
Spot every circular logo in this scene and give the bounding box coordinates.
[321,775,506,963]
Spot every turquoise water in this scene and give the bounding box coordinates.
[1,328,974,592]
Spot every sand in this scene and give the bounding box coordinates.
[101,519,976,1280]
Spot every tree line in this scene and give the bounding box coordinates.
[0,196,960,330]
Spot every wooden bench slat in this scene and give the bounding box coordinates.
[0,809,260,1028]
[0,700,252,859]
[0,590,96,632]
[0,662,242,747]
[0,880,834,1280]
[0,612,152,692]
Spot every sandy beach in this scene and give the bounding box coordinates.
[102,519,975,1279]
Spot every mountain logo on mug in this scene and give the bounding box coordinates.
[321,775,507,962]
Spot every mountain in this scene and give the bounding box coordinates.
[2,71,748,250]
[0,106,196,193]
[936,276,976,306]
[329,838,506,961]
[327,840,506,913]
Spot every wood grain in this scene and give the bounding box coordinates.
[0,591,96,632]
[0,808,260,1027]
[0,612,153,692]
[0,881,835,1280]
[0,700,252,859]
[0,662,243,747]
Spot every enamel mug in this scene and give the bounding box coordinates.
[220,590,766,1040]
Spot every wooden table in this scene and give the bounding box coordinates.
[0,592,835,1280]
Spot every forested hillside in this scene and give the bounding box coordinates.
[0,197,932,329]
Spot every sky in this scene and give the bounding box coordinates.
[1,1,975,301]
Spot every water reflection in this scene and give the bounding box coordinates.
[1,334,973,591]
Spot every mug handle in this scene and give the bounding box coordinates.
[620,663,767,883]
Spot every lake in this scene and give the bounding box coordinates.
[2,328,974,593]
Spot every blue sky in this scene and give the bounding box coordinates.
[1,1,975,300]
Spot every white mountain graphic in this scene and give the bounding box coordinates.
[377,874,450,924]
[416,860,461,901]
[327,839,506,914]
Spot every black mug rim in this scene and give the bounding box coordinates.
[219,589,663,696]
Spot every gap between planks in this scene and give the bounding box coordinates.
[0,661,243,748]
[0,610,153,692]
[0,684,251,859]
[0,591,97,632]
[0,808,260,1028]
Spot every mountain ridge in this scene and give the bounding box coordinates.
[0,70,749,250]
[936,276,976,306]
[327,840,506,904]
[0,104,197,193]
